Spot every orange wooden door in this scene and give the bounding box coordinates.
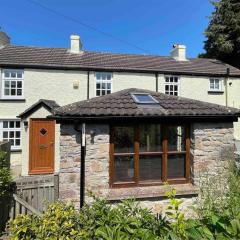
[29,119,55,174]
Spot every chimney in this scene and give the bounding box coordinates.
[171,44,187,61]
[70,34,83,53]
[0,31,10,48]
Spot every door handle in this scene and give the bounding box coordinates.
[39,144,47,149]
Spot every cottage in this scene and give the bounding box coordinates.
[51,88,240,210]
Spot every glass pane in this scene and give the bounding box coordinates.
[16,131,21,138]
[11,72,16,78]
[3,121,8,128]
[11,89,16,95]
[17,89,22,96]
[9,121,14,128]
[4,89,9,95]
[114,155,134,182]
[10,131,14,138]
[4,81,10,88]
[96,83,100,89]
[16,121,20,128]
[102,83,106,89]
[96,90,100,96]
[107,83,111,90]
[139,155,162,181]
[133,94,158,103]
[4,72,10,78]
[101,73,106,80]
[10,139,14,146]
[3,132,8,138]
[15,139,20,146]
[17,81,22,88]
[107,73,111,80]
[167,126,186,151]
[140,124,162,152]
[165,77,169,82]
[174,77,178,82]
[17,73,22,78]
[114,126,134,153]
[107,90,111,94]
[168,154,185,179]
[11,81,16,88]
[96,72,100,80]
[215,81,219,89]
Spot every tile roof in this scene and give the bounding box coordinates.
[52,88,240,120]
[0,45,240,76]
[18,99,60,118]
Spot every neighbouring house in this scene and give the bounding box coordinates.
[0,31,240,178]
[50,88,240,210]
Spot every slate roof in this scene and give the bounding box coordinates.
[0,45,240,77]
[18,99,60,118]
[52,88,240,120]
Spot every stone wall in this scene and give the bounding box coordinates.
[191,122,235,185]
[59,122,235,212]
[59,124,81,208]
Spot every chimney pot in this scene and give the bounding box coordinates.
[0,31,10,48]
[171,44,187,61]
[70,34,82,53]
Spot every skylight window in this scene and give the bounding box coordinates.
[131,93,159,104]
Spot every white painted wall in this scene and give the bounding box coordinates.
[0,67,240,176]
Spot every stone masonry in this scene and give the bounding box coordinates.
[59,122,235,213]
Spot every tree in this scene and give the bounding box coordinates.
[201,0,240,69]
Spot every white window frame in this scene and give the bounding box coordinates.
[164,75,180,96]
[0,119,22,151]
[95,72,113,97]
[1,69,24,99]
[209,78,222,92]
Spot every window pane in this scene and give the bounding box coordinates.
[3,121,8,128]
[167,126,186,151]
[114,127,134,153]
[15,139,21,146]
[3,132,8,138]
[17,89,22,96]
[107,73,111,80]
[215,81,219,89]
[174,77,178,82]
[96,90,100,96]
[11,81,16,88]
[9,121,14,128]
[114,155,134,182]
[16,121,20,128]
[4,89,9,95]
[102,73,106,80]
[140,124,162,152]
[17,81,22,88]
[168,154,185,179]
[10,139,14,146]
[165,77,169,82]
[139,155,162,181]
[11,72,16,78]
[4,81,10,88]
[11,89,16,95]
[4,72,10,78]
[17,73,22,78]
[16,131,21,138]
[96,83,100,89]
[10,131,14,138]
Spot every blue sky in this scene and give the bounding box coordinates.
[0,0,213,57]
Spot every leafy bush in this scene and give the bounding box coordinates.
[8,160,240,240]
[0,151,12,198]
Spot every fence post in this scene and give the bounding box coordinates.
[54,174,59,201]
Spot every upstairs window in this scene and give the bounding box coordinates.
[2,69,24,99]
[0,120,21,150]
[165,76,179,96]
[95,72,112,96]
[209,78,221,91]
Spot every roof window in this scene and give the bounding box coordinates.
[131,93,159,104]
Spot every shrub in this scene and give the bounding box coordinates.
[0,151,12,198]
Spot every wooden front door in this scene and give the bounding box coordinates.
[29,119,55,174]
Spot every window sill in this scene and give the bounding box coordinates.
[208,90,224,94]
[107,183,198,201]
[11,149,22,153]
[0,98,26,102]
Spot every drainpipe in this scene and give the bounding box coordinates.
[87,71,90,100]
[74,121,86,209]
[155,73,159,92]
[225,68,230,107]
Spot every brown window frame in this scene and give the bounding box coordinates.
[109,124,190,188]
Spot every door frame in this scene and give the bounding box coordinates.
[29,118,55,175]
